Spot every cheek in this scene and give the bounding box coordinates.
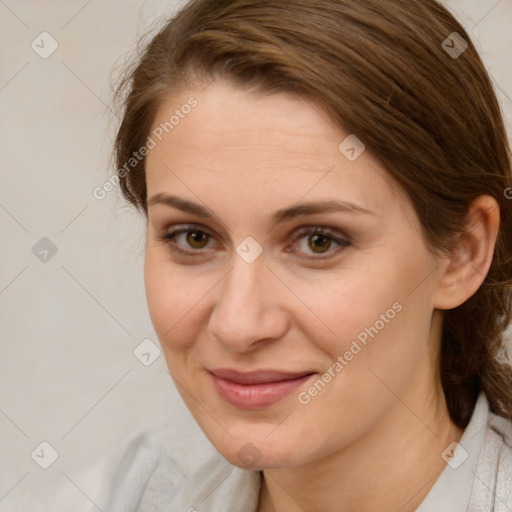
[143,248,201,350]
[288,265,402,354]
[300,253,432,371]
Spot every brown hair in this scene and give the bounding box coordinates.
[113,0,512,428]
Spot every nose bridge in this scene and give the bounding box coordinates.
[208,250,285,349]
[217,253,265,324]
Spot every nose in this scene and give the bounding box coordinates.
[208,253,289,353]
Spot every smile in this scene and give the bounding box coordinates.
[209,369,316,409]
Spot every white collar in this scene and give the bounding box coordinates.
[416,392,489,511]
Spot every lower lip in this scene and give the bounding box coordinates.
[211,373,315,409]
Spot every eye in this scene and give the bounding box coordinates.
[157,224,351,260]
[157,224,216,256]
[285,226,351,260]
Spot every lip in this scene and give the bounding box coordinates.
[209,368,316,409]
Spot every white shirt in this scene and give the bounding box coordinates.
[102,392,512,511]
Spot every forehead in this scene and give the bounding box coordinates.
[144,81,405,222]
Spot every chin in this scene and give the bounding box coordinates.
[212,434,307,471]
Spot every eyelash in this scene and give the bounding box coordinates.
[156,223,351,261]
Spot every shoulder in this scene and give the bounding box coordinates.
[100,424,188,512]
[487,411,512,483]
[470,406,512,511]
[168,450,262,511]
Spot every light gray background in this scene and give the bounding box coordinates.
[1,1,511,510]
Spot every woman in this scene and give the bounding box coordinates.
[105,0,512,510]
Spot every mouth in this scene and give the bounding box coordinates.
[209,368,316,409]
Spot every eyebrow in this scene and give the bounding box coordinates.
[147,193,375,224]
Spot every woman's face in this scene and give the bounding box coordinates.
[144,80,443,469]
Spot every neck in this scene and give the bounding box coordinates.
[257,378,464,512]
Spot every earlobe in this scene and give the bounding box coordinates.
[433,195,500,310]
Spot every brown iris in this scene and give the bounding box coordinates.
[186,230,209,249]
[308,234,331,253]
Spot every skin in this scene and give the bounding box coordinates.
[143,80,500,512]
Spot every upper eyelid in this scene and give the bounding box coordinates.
[163,223,348,241]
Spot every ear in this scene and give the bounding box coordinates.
[433,195,500,310]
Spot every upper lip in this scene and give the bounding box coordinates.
[210,368,315,385]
